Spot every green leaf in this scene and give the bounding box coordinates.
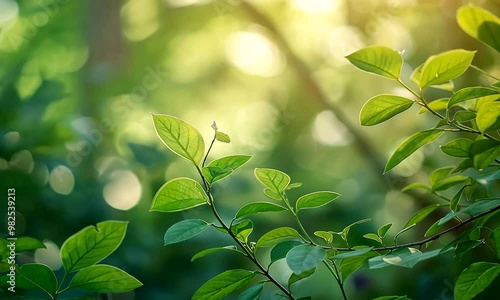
[373,296,411,300]
[254,168,290,195]
[263,188,282,201]
[359,95,414,126]
[164,219,210,246]
[152,114,205,165]
[13,237,46,253]
[378,223,393,238]
[425,219,444,238]
[369,248,445,270]
[402,182,430,192]
[296,191,340,211]
[440,138,473,157]
[286,182,303,190]
[234,282,265,300]
[363,233,382,244]
[286,244,326,274]
[202,166,233,184]
[208,155,251,171]
[438,199,500,226]
[382,247,422,268]
[13,264,57,297]
[314,231,334,244]
[429,166,454,186]
[215,131,231,143]
[405,204,440,228]
[339,252,376,281]
[453,110,477,122]
[471,139,500,169]
[333,247,374,260]
[454,262,500,300]
[418,49,475,89]
[257,227,301,247]
[448,87,499,108]
[345,46,403,79]
[191,246,244,262]
[234,202,287,219]
[270,241,303,265]
[491,228,500,256]
[68,264,142,293]
[432,175,468,192]
[418,98,448,114]
[455,240,484,259]
[450,186,465,212]
[341,219,371,241]
[476,102,500,133]
[61,220,128,273]
[288,268,316,287]
[410,63,423,85]
[457,6,500,53]
[385,130,443,173]
[231,220,253,243]
[192,269,256,300]
[150,177,208,212]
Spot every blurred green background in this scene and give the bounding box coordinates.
[1,0,499,299]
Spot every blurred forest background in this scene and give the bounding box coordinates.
[1,0,499,299]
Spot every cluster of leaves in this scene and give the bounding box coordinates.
[151,5,499,300]
[0,221,142,299]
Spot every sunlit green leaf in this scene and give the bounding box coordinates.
[341,219,371,241]
[286,244,326,274]
[202,166,232,184]
[152,114,205,165]
[191,246,244,262]
[385,130,443,173]
[419,50,475,89]
[150,177,208,212]
[448,87,499,108]
[61,221,128,273]
[454,262,500,300]
[13,264,57,297]
[410,63,423,85]
[440,139,473,157]
[263,188,283,201]
[404,204,441,228]
[234,282,265,300]
[457,6,500,53]
[429,166,454,186]
[476,102,500,133]
[208,155,251,172]
[270,241,303,265]
[418,98,448,114]
[360,94,414,126]
[378,223,393,238]
[69,264,142,293]
[346,46,403,79]
[432,175,468,192]
[363,233,382,244]
[254,168,291,195]
[164,219,210,246]
[231,220,253,243]
[402,182,430,192]
[234,202,287,220]
[314,231,334,244]
[333,247,374,260]
[192,269,256,300]
[296,191,340,211]
[288,268,316,287]
[215,131,231,143]
[257,227,302,247]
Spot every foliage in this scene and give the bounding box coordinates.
[0,221,142,299]
[151,5,499,300]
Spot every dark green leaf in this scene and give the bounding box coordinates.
[234,202,287,220]
[270,241,303,265]
[429,166,454,186]
[454,262,500,300]
[404,204,441,228]
[234,282,265,300]
[296,191,340,211]
[286,245,326,274]
[432,175,468,192]
[61,221,128,273]
[288,268,316,287]
[257,227,302,247]
[333,247,374,260]
[13,237,46,253]
[457,6,500,53]
[152,114,205,165]
[491,228,500,256]
[448,87,499,108]
[68,264,142,293]
[425,219,444,238]
[339,252,376,281]
[359,94,414,126]
[150,177,208,212]
[440,139,473,158]
[385,130,443,173]
[341,219,371,241]
[231,220,253,243]
[254,168,290,194]
[455,240,484,259]
[450,186,465,212]
[380,248,422,268]
[164,219,210,246]
[191,246,244,262]
[373,296,411,300]
[202,166,232,184]
[13,264,57,297]
[346,46,403,79]
[453,110,477,122]
[192,269,256,300]
[419,50,475,89]
[471,139,500,170]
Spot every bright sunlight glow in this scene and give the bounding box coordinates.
[103,170,142,211]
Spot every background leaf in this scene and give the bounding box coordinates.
[150,177,208,212]
[61,221,128,273]
[69,264,142,293]
[152,114,205,165]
